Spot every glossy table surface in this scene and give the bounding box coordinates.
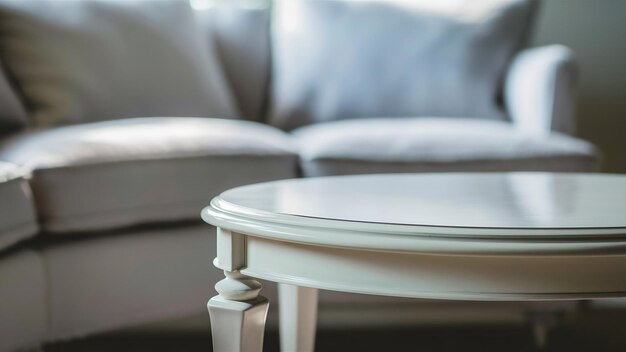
[210,173,626,239]
[204,173,626,352]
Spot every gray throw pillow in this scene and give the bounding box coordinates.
[0,0,238,127]
[269,0,538,130]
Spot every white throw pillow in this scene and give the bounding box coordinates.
[0,0,239,126]
[269,0,538,130]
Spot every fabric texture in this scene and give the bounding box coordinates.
[505,45,578,136]
[0,250,46,351]
[270,0,538,130]
[0,117,297,233]
[0,161,37,250]
[0,62,27,131]
[292,118,598,177]
[0,0,238,127]
[196,5,271,122]
[43,225,217,341]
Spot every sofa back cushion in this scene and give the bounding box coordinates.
[0,63,27,131]
[0,0,238,127]
[269,0,538,130]
[195,4,271,122]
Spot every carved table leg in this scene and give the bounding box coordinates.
[279,284,318,352]
[208,270,269,352]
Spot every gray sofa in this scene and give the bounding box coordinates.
[0,0,598,350]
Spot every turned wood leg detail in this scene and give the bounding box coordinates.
[208,270,269,352]
[279,284,319,352]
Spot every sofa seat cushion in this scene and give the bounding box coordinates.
[292,118,598,177]
[0,117,297,234]
[0,162,37,250]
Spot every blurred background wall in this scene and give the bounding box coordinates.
[532,0,626,173]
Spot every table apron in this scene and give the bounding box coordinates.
[220,235,626,301]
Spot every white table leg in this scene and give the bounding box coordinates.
[279,284,318,352]
[208,270,269,352]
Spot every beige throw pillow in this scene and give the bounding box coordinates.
[0,0,239,126]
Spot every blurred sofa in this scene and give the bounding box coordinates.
[0,0,598,350]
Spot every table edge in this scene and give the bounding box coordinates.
[203,198,626,256]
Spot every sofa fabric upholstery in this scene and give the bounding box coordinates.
[0,161,37,250]
[505,45,578,136]
[0,117,298,233]
[270,0,538,130]
[42,224,218,341]
[292,118,598,177]
[0,250,47,351]
[0,0,238,127]
[0,62,27,131]
[196,5,271,122]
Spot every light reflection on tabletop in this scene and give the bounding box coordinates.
[219,173,626,229]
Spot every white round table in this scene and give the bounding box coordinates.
[202,173,626,352]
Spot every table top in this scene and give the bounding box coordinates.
[206,173,626,302]
[203,173,626,253]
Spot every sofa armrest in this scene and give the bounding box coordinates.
[504,45,578,136]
